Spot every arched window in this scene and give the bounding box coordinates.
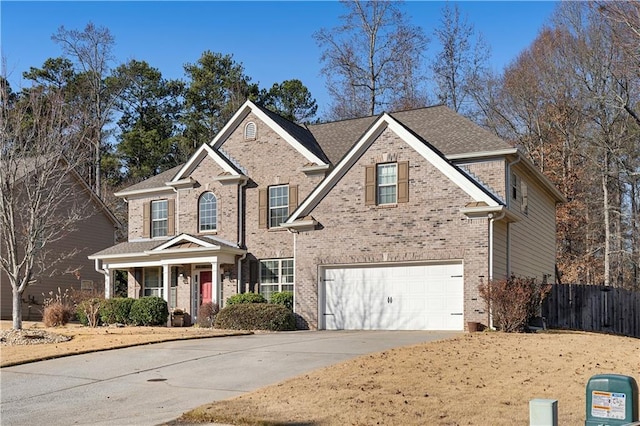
[244,121,257,140]
[199,192,217,232]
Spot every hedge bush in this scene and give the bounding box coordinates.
[478,276,551,332]
[129,296,169,326]
[43,302,73,327]
[226,292,267,305]
[270,291,293,311]
[100,297,135,325]
[214,303,296,331]
[76,298,104,327]
[196,302,220,328]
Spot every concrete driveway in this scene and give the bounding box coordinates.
[0,330,456,425]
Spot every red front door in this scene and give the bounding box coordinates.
[200,271,212,304]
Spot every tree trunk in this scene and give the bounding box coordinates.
[632,177,639,289]
[602,150,611,286]
[95,140,101,197]
[12,287,23,330]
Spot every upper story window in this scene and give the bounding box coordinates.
[511,172,519,200]
[151,200,168,237]
[244,122,257,140]
[365,161,409,206]
[199,192,217,232]
[377,163,398,205]
[258,184,298,229]
[269,185,289,228]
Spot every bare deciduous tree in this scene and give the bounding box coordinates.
[431,2,490,116]
[475,2,639,288]
[315,0,428,119]
[51,22,118,197]
[1,83,91,330]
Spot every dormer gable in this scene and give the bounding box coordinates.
[211,100,329,167]
[171,143,247,185]
[287,113,503,224]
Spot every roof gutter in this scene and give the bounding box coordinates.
[446,148,519,161]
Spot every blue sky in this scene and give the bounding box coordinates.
[2,1,557,117]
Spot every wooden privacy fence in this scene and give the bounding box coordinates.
[542,284,640,338]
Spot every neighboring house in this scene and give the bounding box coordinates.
[89,101,564,331]
[1,164,121,320]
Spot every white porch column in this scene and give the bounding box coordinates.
[211,259,219,305]
[163,264,170,304]
[104,268,111,299]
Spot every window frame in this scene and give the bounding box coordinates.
[198,192,217,232]
[151,200,168,238]
[143,267,163,298]
[376,163,398,205]
[259,258,294,302]
[268,184,289,228]
[365,161,408,206]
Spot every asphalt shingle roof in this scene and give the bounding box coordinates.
[306,105,513,164]
[256,104,330,164]
[90,240,161,257]
[390,106,513,156]
[116,164,184,194]
[307,116,377,164]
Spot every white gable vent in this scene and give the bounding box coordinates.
[244,122,257,140]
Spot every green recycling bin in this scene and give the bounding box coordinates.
[585,374,638,426]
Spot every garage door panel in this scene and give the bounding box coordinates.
[323,263,464,331]
[325,268,389,329]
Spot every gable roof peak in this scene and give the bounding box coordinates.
[212,100,330,166]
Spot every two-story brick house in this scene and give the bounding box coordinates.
[89,101,564,330]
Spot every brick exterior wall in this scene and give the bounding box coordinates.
[294,127,491,329]
[460,159,506,201]
[177,155,240,243]
[219,112,326,290]
[127,191,176,240]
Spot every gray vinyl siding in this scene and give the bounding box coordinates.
[508,168,557,283]
[492,220,508,281]
[0,177,117,320]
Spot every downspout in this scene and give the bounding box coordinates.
[94,258,111,298]
[286,227,299,317]
[237,179,248,294]
[169,186,179,235]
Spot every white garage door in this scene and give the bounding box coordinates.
[322,263,464,331]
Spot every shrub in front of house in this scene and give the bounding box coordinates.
[196,302,220,328]
[129,296,169,326]
[76,298,104,327]
[478,275,551,332]
[100,297,135,325]
[43,302,73,327]
[226,292,267,305]
[42,288,74,327]
[214,303,296,331]
[270,291,293,311]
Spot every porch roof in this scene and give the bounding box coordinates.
[89,234,245,260]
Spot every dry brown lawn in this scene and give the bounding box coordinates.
[179,331,639,426]
[0,320,248,367]
[1,322,638,425]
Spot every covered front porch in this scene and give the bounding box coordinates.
[89,234,246,324]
